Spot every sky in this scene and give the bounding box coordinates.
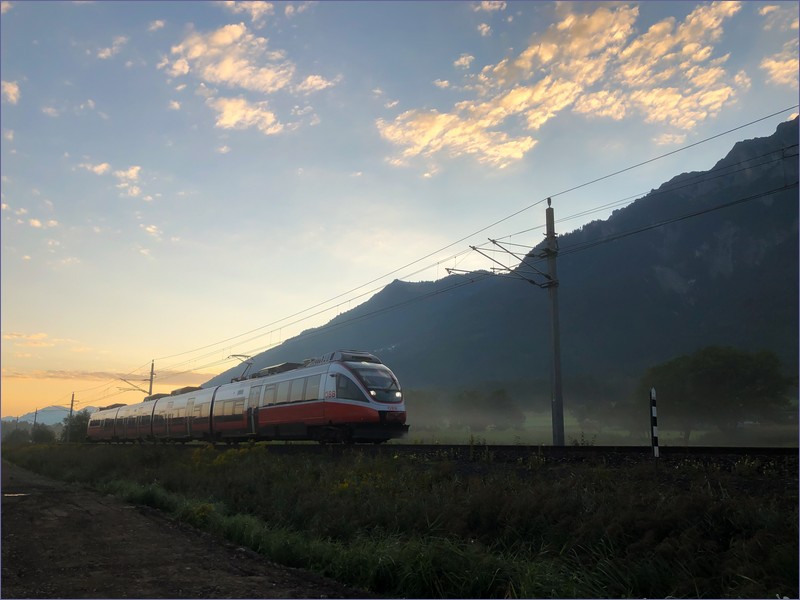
[1,1,798,419]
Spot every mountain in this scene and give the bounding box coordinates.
[1,405,98,426]
[205,118,798,393]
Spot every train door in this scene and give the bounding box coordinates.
[186,399,195,436]
[247,386,261,435]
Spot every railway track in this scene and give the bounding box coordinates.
[84,440,798,468]
[200,442,799,465]
[268,444,798,462]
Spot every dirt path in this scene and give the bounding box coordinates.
[1,460,376,599]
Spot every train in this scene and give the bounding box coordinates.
[86,350,408,444]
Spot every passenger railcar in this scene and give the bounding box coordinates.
[87,350,408,444]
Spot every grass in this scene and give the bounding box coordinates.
[4,442,798,598]
[403,412,799,447]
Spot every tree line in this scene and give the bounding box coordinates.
[3,346,794,446]
[404,346,795,441]
[1,410,91,447]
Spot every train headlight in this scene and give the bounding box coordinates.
[370,390,377,397]
[395,392,402,399]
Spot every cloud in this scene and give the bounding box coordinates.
[207,96,283,134]
[433,79,450,89]
[2,367,211,385]
[378,2,748,171]
[377,108,536,169]
[473,1,506,12]
[77,98,96,113]
[122,185,141,197]
[0,1,11,14]
[78,162,111,175]
[760,39,799,88]
[220,1,275,27]
[655,132,687,145]
[97,35,128,59]
[42,106,61,117]
[166,23,295,93]
[113,165,141,182]
[3,332,56,348]
[759,3,799,31]
[148,19,165,32]
[478,23,491,37]
[141,224,161,237]
[454,54,474,69]
[169,100,181,110]
[1,80,20,104]
[295,74,337,94]
[100,165,145,198]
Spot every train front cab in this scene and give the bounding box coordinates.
[322,358,408,442]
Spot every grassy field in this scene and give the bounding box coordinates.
[404,410,800,447]
[4,442,798,598]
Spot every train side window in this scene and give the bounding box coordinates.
[223,401,233,416]
[277,381,291,404]
[289,378,305,403]
[264,384,276,405]
[234,400,245,415]
[248,386,262,406]
[337,375,368,402]
[304,375,321,401]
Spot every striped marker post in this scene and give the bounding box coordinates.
[649,387,659,458]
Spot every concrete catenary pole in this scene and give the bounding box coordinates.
[66,392,75,443]
[544,198,565,446]
[148,360,154,396]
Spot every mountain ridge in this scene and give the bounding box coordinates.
[204,118,798,391]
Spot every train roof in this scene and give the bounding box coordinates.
[234,350,384,383]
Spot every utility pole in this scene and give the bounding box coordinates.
[447,198,567,445]
[541,198,565,446]
[66,392,75,443]
[148,360,154,395]
[33,409,38,428]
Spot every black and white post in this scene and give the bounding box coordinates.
[649,387,659,458]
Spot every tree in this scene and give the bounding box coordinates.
[1,428,30,447]
[31,423,56,444]
[59,409,92,443]
[638,346,791,443]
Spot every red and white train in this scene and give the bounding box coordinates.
[87,350,408,444]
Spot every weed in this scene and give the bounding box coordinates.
[3,444,797,599]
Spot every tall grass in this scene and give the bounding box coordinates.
[5,443,798,598]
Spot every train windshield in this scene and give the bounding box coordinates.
[348,363,402,403]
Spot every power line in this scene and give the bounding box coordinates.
[192,179,799,369]
[19,110,798,415]
[151,111,797,376]
[69,127,800,403]
[491,182,798,276]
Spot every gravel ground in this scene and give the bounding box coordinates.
[1,460,376,599]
